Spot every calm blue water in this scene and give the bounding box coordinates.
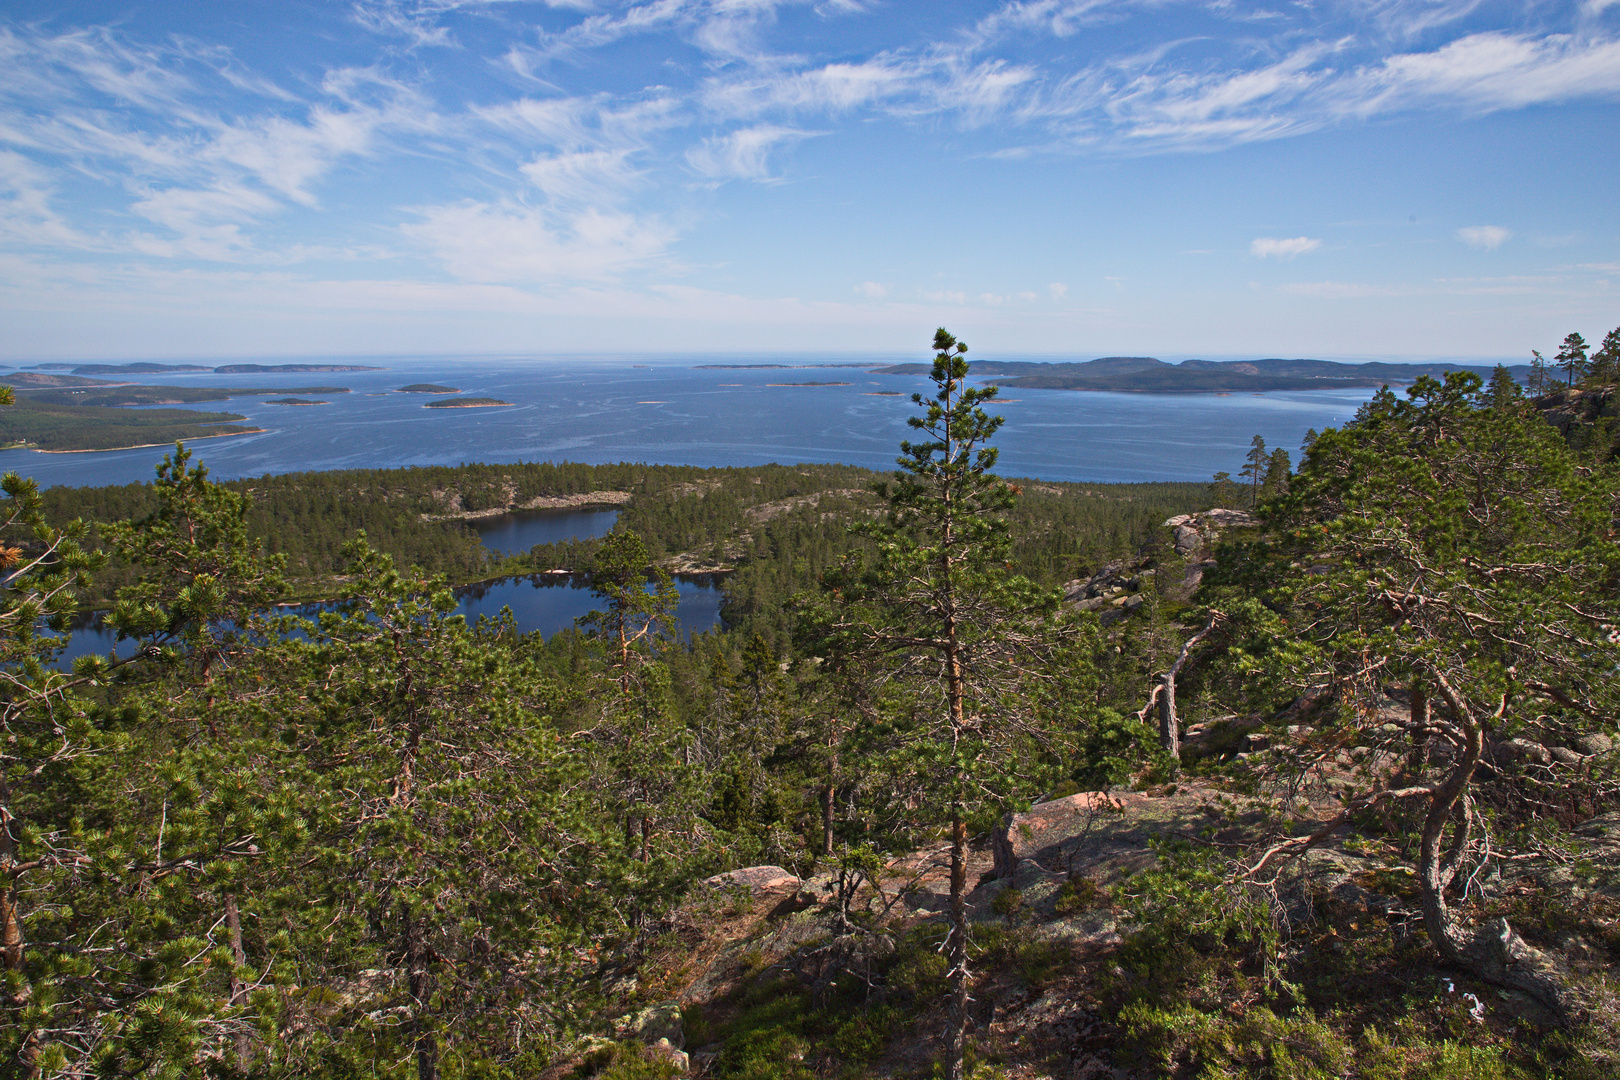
[22,355,1381,667]
[0,356,1377,489]
[468,507,620,555]
[53,569,723,668]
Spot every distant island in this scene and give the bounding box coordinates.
[15,385,349,407]
[423,397,511,409]
[0,398,260,452]
[868,356,1532,393]
[766,381,852,387]
[864,391,904,396]
[214,363,382,373]
[696,363,881,370]
[399,384,459,393]
[0,381,350,451]
[2,372,120,388]
[25,362,382,375]
[65,363,213,375]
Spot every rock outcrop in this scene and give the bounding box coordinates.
[703,865,802,893]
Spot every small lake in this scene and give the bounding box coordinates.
[467,506,620,555]
[51,507,721,668]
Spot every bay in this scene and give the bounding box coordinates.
[0,356,1377,490]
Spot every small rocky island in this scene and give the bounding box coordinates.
[766,381,852,387]
[399,383,459,393]
[423,397,511,409]
[266,398,328,406]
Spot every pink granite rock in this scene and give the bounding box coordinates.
[703,865,802,892]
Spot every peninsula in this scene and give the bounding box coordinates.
[868,355,1531,393]
[0,380,349,451]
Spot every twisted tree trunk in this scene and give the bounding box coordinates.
[1422,679,1568,1018]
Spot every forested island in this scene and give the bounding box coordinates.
[872,355,1535,393]
[1,327,1618,1079]
[0,396,262,451]
[0,381,350,451]
[423,396,511,408]
[399,383,459,393]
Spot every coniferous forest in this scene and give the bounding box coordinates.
[2,331,1619,1079]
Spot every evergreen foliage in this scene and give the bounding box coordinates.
[2,340,1615,1076]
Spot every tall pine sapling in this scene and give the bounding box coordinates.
[805,328,1072,1080]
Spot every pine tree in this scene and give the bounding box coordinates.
[1261,447,1291,500]
[1484,364,1522,410]
[1239,434,1268,508]
[1587,326,1620,386]
[1237,372,1620,1015]
[804,328,1074,1080]
[0,460,103,1073]
[1528,350,1552,394]
[1554,331,1588,387]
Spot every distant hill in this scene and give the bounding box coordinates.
[868,356,1530,393]
[1,372,118,388]
[214,364,382,373]
[70,363,212,375]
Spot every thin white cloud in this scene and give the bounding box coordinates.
[1251,236,1321,259]
[402,199,676,283]
[1456,224,1511,249]
[686,124,815,182]
[521,150,642,204]
[1048,282,1068,299]
[701,59,915,119]
[1279,280,1406,298]
[0,25,433,258]
[857,280,887,298]
[0,150,102,250]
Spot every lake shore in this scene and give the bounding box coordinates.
[420,489,633,523]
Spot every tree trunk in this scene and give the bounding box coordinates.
[226,893,252,1066]
[1141,611,1222,756]
[403,908,439,1080]
[1157,673,1179,757]
[1405,680,1430,774]
[1419,683,1568,1017]
[821,777,835,859]
[946,808,969,1080]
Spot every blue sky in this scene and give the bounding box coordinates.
[1,0,1617,361]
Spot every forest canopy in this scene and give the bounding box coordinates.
[1,337,1617,1079]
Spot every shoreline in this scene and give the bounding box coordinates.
[420,489,633,523]
[30,427,266,455]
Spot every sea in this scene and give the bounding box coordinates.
[13,354,1379,665]
[0,355,1375,489]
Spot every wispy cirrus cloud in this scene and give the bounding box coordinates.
[686,124,816,182]
[1251,236,1321,259]
[0,25,434,259]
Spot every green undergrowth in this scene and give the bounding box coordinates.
[695,926,952,1080]
[1117,1002,1539,1080]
